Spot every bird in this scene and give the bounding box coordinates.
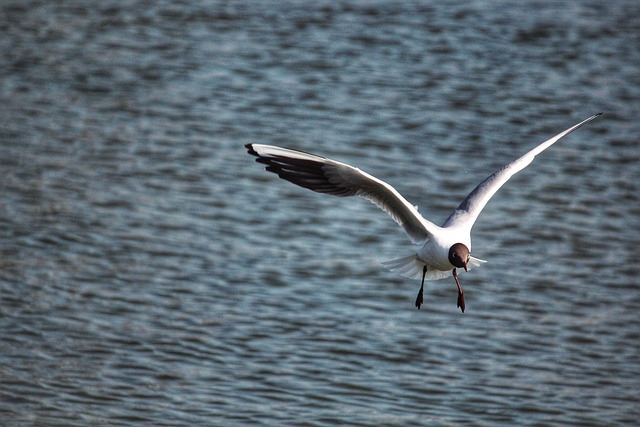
[245,113,601,312]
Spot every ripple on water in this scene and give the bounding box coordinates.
[1,0,639,426]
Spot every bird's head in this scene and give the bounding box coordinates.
[448,243,470,272]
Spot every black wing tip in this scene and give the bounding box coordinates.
[245,143,258,157]
[594,112,603,117]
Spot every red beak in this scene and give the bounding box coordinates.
[463,261,468,272]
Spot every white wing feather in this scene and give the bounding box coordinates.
[443,113,602,230]
[246,144,441,244]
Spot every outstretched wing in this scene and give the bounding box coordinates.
[246,144,440,244]
[443,113,602,229]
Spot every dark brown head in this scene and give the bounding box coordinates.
[448,243,470,272]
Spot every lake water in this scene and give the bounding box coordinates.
[1,0,639,425]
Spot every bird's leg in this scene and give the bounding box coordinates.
[415,266,427,309]
[452,268,465,313]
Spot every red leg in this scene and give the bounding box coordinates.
[452,268,465,313]
[415,266,427,309]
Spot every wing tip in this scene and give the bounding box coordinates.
[577,112,603,128]
[245,143,259,157]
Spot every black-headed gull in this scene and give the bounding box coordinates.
[246,113,601,312]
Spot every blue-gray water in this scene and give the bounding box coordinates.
[1,1,639,425]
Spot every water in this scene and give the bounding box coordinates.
[1,0,639,425]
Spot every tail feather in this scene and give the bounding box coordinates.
[382,255,449,280]
[468,256,487,269]
[382,254,487,281]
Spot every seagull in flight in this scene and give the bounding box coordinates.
[246,113,601,312]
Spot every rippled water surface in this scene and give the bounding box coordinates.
[1,1,639,425]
